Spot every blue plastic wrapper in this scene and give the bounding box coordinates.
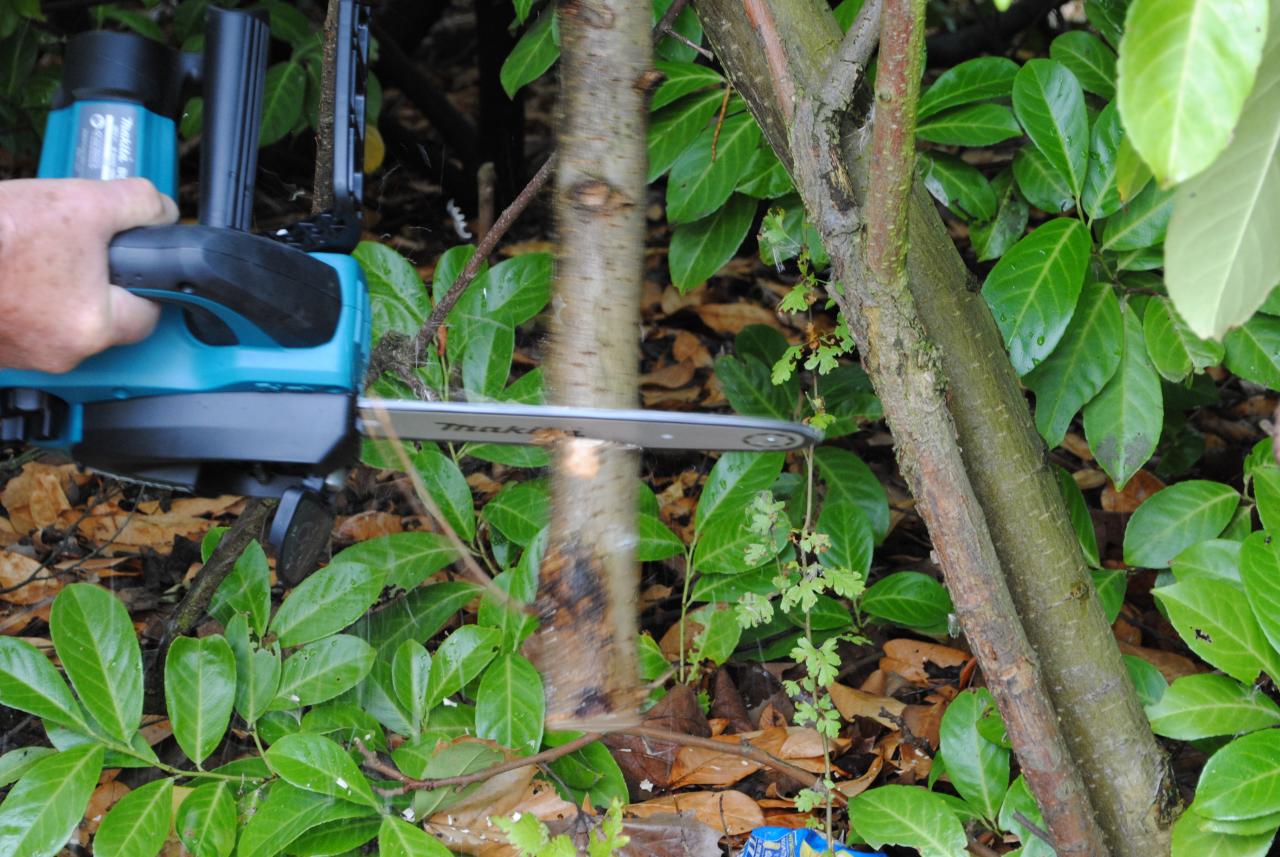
[740,827,887,856]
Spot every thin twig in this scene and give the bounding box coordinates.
[356,732,602,795]
[710,85,732,160]
[652,0,692,45]
[624,725,846,805]
[408,156,555,367]
[362,402,519,610]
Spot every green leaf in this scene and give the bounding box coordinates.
[1147,673,1280,740]
[392,640,431,733]
[461,318,515,399]
[1242,531,1280,655]
[352,581,481,662]
[918,56,1019,119]
[272,635,376,710]
[259,61,306,145]
[1173,539,1243,583]
[1154,578,1280,684]
[425,626,502,709]
[500,10,558,98]
[512,0,532,24]
[1083,103,1125,220]
[714,354,795,421]
[236,782,374,857]
[689,566,778,602]
[50,583,141,744]
[1197,730,1280,820]
[692,512,782,575]
[379,816,451,857]
[862,572,952,634]
[1101,183,1175,251]
[691,603,743,665]
[647,89,727,181]
[1256,469,1280,534]
[545,732,629,806]
[93,777,173,857]
[1163,8,1280,339]
[1117,0,1268,184]
[354,242,430,342]
[848,784,968,857]
[635,515,685,562]
[817,500,874,574]
[265,733,380,808]
[1093,567,1127,623]
[397,740,503,818]
[271,562,386,648]
[1143,296,1225,381]
[482,479,549,546]
[0,637,89,734]
[1124,654,1169,707]
[697,451,784,531]
[413,447,476,541]
[165,635,236,767]
[666,112,762,223]
[653,0,703,62]
[302,702,387,752]
[475,653,544,755]
[1056,466,1101,567]
[1025,282,1123,448]
[1224,315,1280,388]
[971,171,1030,262]
[938,689,1010,822]
[669,193,756,291]
[1050,31,1117,98]
[813,446,890,544]
[1012,59,1089,197]
[289,817,381,856]
[652,60,724,111]
[1199,812,1280,837]
[919,152,997,221]
[1083,303,1163,489]
[0,748,54,789]
[225,614,279,727]
[738,145,793,198]
[0,744,103,857]
[916,104,1023,146]
[331,532,457,592]
[998,776,1055,857]
[478,253,554,326]
[209,539,271,638]
[1171,806,1277,856]
[1124,480,1240,568]
[1012,145,1076,214]
[982,218,1091,375]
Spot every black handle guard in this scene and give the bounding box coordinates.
[108,225,343,348]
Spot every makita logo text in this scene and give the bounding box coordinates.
[434,421,583,436]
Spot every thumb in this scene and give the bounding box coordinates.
[107,285,162,347]
[96,178,179,235]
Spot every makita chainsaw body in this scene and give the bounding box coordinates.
[0,1,818,579]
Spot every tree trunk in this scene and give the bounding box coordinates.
[528,0,650,730]
[693,0,1176,852]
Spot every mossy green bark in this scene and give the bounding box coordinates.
[692,0,1177,852]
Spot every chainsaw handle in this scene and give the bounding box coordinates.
[108,225,343,348]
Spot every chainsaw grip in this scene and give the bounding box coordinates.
[109,225,343,348]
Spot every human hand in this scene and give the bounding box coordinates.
[0,177,179,373]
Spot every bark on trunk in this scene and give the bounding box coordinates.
[693,0,1176,852]
[528,0,649,729]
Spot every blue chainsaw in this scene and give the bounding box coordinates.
[0,1,819,580]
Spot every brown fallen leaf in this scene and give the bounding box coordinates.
[1101,470,1165,513]
[427,777,575,857]
[902,701,945,750]
[333,511,404,542]
[695,303,784,336]
[827,683,906,727]
[668,726,847,788]
[628,789,764,835]
[641,386,704,408]
[640,361,697,389]
[672,331,713,368]
[832,754,884,799]
[76,779,131,844]
[661,284,705,316]
[1062,433,1093,461]
[0,550,59,604]
[880,639,969,683]
[1073,469,1108,491]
